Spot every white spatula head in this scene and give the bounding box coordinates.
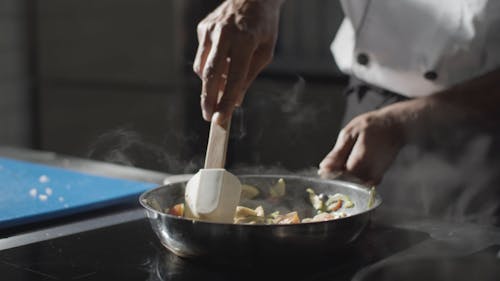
[185,168,242,223]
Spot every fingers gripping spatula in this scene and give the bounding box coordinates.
[185,113,242,223]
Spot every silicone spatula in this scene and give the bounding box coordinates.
[184,113,242,223]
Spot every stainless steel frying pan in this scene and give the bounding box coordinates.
[139,174,382,263]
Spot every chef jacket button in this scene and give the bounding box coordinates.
[424,71,438,81]
[356,53,369,66]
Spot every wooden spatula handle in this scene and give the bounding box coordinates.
[204,114,231,169]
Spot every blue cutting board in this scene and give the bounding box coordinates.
[0,157,158,229]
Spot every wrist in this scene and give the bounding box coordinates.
[376,97,436,144]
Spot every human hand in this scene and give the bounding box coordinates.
[193,0,283,123]
[318,66,500,186]
[317,108,407,186]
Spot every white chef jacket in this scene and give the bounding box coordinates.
[331,0,500,97]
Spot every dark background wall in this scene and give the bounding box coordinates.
[0,0,33,147]
[1,0,349,175]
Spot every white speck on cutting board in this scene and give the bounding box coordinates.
[65,184,72,190]
[63,204,69,208]
[39,194,48,201]
[58,196,64,202]
[39,175,50,183]
[45,187,53,196]
[29,188,37,197]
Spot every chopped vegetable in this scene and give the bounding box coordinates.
[325,194,340,206]
[269,178,286,198]
[241,184,260,199]
[234,206,265,224]
[266,211,281,224]
[306,188,325,212]
[272,211,300,224]
[343,195,354,208]
[368,186,376,208]
[254,205,265,217]
[309,212,336,222]
[268,210,280,219]
[235,206,258,217]
[302,188,355,222]
[325,193,354,209]
[168,183,356,224]
[168,203,184,217]
[302,211,347,223]
[328,199,343,211]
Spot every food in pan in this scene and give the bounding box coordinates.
[166,178,357,224]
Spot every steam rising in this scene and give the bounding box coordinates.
[228,75,346,171]
[380,134,500,226]
[87,127,201,174]
[83,75,346,196]
[84,74,498,228]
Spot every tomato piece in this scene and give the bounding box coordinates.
[329,199,343,211]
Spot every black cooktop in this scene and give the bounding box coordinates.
[2,210,500,281]
[0,214,428,281]
[0,205,500,281]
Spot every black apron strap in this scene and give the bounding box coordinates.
[341,76,408,126]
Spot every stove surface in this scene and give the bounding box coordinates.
[2,207,500,281]
[0,214,429,281]
[352,245,500,281]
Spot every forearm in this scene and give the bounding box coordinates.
[379,68,500,143]
[428,68,500,130]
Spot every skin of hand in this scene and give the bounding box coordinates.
[193,0,284,123]
[318,68,500,186]
[318,107,407,186]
